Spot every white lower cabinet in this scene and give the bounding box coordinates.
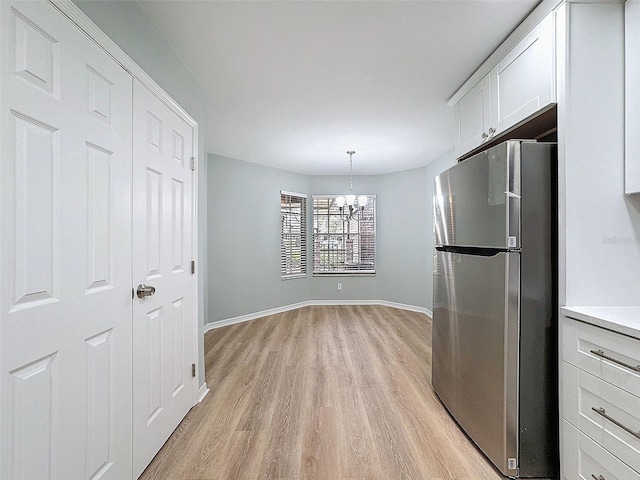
[562,315,640,479]
[563,363,640,472]
[562,421,640,480]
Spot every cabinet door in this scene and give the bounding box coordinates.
[562,421,640,480]
[494,12,556,133]
[563,363,640,473]
[454,74,493,158]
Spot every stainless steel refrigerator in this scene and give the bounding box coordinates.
[432,140,558,478]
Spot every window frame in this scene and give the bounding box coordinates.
[312,194,376,276]
[280,190,307,280]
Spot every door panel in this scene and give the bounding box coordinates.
[132,80,196,478]
[1,2,133,479]
[434,140,520,249]
[494,13,555,132]
[454,74,492,157]
[432,250,519,475]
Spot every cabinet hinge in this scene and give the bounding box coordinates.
[190,157,195,171]
[191,260,195,274]
[192,363,196,377]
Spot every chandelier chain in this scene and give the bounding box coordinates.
[347,150,355,192]
[336,150,364,222]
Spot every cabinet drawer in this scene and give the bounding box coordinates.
[563,363,640,472]
[563,317,640,398]
[562,420,640,480]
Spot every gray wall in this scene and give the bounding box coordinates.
[377,168,429,308]
[208,154,310,322]
[74,0,210,384]
[207,154,445,324]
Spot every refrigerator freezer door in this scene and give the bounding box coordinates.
[432,249,520,476]
[434,141,521,249]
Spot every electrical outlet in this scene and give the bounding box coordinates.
[337,283,342,291]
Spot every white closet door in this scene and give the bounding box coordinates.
[0,2,133,479]
[132,79,196,478]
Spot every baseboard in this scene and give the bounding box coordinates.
[198,382,209,403]
[377,300,432,318]
[308,299,380,306]
[203,301,311,333]
[204,300,431,332]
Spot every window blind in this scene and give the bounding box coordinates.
[281,191,307,279]
[312,195,376,275]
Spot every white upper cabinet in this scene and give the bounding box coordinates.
[626,0,640,195]
[493,13,556,133]
[451,9,557,158]
[453,74,494,157]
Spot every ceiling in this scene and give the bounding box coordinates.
[137,0,539,175]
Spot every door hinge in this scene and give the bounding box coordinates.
[191,260,195,274]
[192,363,196,377]
[190,157,195,171]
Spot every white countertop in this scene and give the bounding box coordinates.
[561,306,640,340]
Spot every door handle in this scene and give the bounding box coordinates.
[590,349,640,372]
[136,284,156,299]
[591,406,640,439]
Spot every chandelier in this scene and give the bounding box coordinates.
[335,150,368,221]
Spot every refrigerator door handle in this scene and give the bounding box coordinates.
[503,252,521,474]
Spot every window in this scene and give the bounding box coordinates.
[280,191,307,279]
[312,195,376,275]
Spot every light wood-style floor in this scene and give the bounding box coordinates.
[139,305,506,479]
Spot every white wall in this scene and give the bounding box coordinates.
[560,3,640,306]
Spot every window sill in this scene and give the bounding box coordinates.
[312,273,376,277]
[281,274,307,281]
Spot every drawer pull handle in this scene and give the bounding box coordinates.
[590,349,640,373]
[591,475,606,480]
[591,407,640,440]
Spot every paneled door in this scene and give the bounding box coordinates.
[0,1,133,479]
[132,79,197,478]
[453,74,494,158]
